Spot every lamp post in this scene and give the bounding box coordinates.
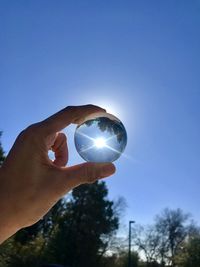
[128,220,135,267]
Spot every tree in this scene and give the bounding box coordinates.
[133,225,163,266]
[175,225,200,267]
[4,236,44,267]
[155,208,190,266]
[182,235,200,267]
[133,208,192,267]
[44,181,119,267]
[118,250,139,267]
[0,132,9,267]
[0,132,5,166]
[85,117,125,143]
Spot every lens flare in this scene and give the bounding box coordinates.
[94,137,106,148]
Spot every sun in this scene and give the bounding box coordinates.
[94,137,107,148]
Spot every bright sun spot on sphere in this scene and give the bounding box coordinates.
[94,138,106,148]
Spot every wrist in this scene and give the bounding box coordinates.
[0,167,20,244]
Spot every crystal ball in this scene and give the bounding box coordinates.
[74,112,127,162]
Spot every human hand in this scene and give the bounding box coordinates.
[0,105,116,243]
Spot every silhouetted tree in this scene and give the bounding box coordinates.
[174,225,200,267]
[44,181,119,267]
[0,132,5,166]
[155,208,190,266]
[119,250,139,267]
[133,208,192,267]
[133,225,162,266]
[85,117,126,143]
[182,235,200,267]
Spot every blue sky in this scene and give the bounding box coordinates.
[1,0,200,228]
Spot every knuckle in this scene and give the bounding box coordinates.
[64,106,76,112]
[60,132,67,142]
[60,106,77,118]
[17,129,27,140]
[86,104,97,111]
[26,123,41,132]
[18,123,41,142]
[86,104,101,110]
[86,104,93,108]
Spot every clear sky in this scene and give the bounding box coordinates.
[1,1,200,229]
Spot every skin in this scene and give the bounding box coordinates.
[0,105,116,244]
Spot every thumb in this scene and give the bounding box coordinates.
[56,162,116,194]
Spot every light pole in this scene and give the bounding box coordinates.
[128,220,135,267]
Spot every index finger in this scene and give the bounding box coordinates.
[40,104,106,134]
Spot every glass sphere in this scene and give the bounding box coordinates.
[74,112,127,162]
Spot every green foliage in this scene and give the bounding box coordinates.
[0,238,14,267]
[6,236,44,267]
[175,230,200,267]
[183,236,200,267]
[155,208,190,266]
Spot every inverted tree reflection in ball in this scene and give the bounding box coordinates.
[74,114,127,162]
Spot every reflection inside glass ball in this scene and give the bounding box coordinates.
[94,137,107,148]
[74,113,127,162]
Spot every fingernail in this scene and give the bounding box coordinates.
[101,164,116,177]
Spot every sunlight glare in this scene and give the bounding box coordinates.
[94,137,106,148]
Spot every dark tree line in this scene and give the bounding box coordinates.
[132,208,200,267]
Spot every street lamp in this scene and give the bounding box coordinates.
[128,220,135,267]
